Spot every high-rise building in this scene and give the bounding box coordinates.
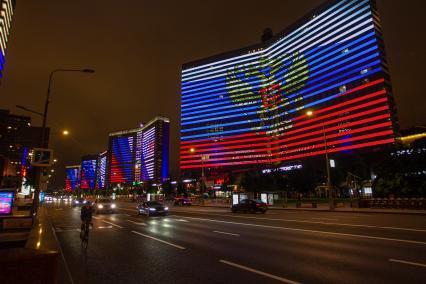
[96,151,107,189]
[106,116,169,187]
[180,0,398,175]
[80,155,97,190]
[0,109,49,188]
[65,165,80,192]
[0,0,16,79]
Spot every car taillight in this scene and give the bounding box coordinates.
[256,203,260,206]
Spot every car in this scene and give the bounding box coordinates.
[72,197,87,207]
[174,197,192,206]
[231,199,267,214]
[137,201,169,216]
[93,198,116,214]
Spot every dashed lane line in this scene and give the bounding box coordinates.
[389,259,426,268]
[219,260,301,284]
[127,220,146,226]
[131,231,185,250]
[172,211,426,233]
[213,230,240,237]
[178,216,426,246]
[100,220,123,229]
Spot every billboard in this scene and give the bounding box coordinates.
[180,0,396,170]
[0,191,14,215]
[65,165,80,191]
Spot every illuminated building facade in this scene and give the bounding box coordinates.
[80,155,97,190]
[106,116,170,187]
[65,165,80,191]
[0,0,16,79]
[96,151,107,189]
[180,0,398,174]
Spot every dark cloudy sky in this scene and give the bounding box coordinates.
[1,0,425,188]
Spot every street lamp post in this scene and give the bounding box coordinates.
[31,68,94,217]
[306,110,334,210]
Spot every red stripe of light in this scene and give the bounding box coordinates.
[180,138,394,169]
[291,78,385,122]
[180,127,393,165]
[180,89,387,153]
[180,95,388,156]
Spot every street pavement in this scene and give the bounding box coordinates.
[45,201,426,284]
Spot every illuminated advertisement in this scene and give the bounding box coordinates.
[180,0,396,170]
[0,191,14,215]
[80,157,97,189]
[96,151,107,189]
[65,166,80,191]
[109,135,134,184]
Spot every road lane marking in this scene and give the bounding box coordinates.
[131,231,185,250]
[127,220,146,226]
[219,260,300,284]
[389,259,426,268]
[213,230,240,236]
[175,219,189,222]
[101,220,123,228]
[51,227,76,284]
[173,211,426,232]
[97,226,113,229]
[92,216,100,219]
[180,216,426,245]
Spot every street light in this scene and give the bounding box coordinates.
[62,129,69,136]
[306,110,334,210]
[31,68,95,217]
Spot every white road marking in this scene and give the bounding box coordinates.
[131,231,185,250]
[97,226,113,229]
[92,216,100,219]
[180,216,426,245]
[174,211,426,232]
[175,219,189,222]
[311,217,338,221]
[219,260,300,284]
[101,220,123,228]
[213,230,240,237]
[389,259,426,268]
[127,220,146,226]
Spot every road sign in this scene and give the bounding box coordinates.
[31,148,54,167]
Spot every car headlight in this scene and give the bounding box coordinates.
[98,204,103,209]
[111,204,116,208]
[83,200,87,204]
[149,208,156,211]
[75,200,79,204]
[164,207,169,211]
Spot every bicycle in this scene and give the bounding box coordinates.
[80,220,90,249]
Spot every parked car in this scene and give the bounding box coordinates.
[174,197,192,206]
[137,201,169,216]
[231,199,267,214]
[93,198,116,214]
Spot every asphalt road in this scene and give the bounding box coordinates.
[45,201,426,284]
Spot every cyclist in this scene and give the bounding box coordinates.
[80,201,93,245]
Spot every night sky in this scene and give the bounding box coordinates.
[1,0,425,188]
